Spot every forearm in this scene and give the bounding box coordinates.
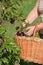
[25,0,39,24]
[25,8,38,24]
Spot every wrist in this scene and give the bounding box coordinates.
[22,22,26,28]
[25,20,29,24]
[22,20,29,28]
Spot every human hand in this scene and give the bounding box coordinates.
[25,26,36,36]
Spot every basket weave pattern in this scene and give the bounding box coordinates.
[15,36,43,64]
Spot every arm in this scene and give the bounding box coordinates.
[25,0,39,24]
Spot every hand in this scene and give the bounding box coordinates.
[25,23,43,36]
[25,26,36,36]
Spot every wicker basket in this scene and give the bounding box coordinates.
[14,25,43,64]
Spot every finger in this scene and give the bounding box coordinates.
[25,32,32,36]
[25,31,32,36]
[25,28,34,36]
[25,26,35,36]
[26,26,34,31]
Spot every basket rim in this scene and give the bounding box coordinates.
[15,36,43,42]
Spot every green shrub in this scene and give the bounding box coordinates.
[0,34,20,65]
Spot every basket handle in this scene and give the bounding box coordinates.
[32,23,39,39]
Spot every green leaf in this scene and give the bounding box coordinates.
[1,58,9,64]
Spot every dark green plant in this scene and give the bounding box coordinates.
[0,1,23,64]
[0,0,25,22]
[20,59,42,65]
[0,34,20,65]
